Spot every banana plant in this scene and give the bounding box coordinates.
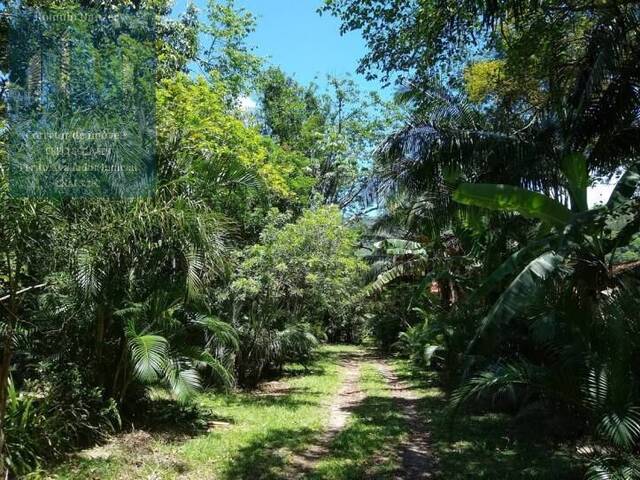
[363,238,430,296]
[452,154,640,340]
[363,234,472,307]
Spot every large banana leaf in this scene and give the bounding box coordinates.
[453,183,573,228]
[561,153,589,213]
[607,160,640,209]
[363,257,430,296]
[475,251,565,340]
[471,239,550,302]
[373,238,425,254]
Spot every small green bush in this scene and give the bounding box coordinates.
[5,364,120,476]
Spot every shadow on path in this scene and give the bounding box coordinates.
[375,360,436,480]
[222,426,318,480]
[286,351,366,478]
[391,363,582,479]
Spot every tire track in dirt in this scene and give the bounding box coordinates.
[287,351,365,478]
[375,360,436,480]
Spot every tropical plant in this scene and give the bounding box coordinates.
[115,295,238,403]
[3,379,45,476]
[444,158,640,475]
[393,308,443,369]
[452,155,640,341]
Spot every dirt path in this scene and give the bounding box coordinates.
[287,352,435,479]
[375,360,436,480]
[288,352,365,477]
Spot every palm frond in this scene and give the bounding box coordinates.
[450,361,542,415]
[194,314,239,351]
[597,408,640,451]
[163,359,201,403]
[185,248,205,300]
[196,350,235,390]
[75,248,101,298]
[126,324,169,383]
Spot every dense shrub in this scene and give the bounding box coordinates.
[5,365,119,476]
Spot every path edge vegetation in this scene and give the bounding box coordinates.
[1,0,640,478]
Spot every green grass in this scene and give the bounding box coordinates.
[309,363,406,479]
[44,345,359,480]
[36,349,585,480]
[391,359,583,480]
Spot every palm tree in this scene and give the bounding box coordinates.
[114,294,238,403]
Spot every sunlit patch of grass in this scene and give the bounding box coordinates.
[33,458,121,480]
[47,345,355,480]
[309,363,406,480]
[391,359,583,480]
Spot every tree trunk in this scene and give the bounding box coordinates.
[95,303,112,389]
[111,334,128,402]
[439,280,452,310]
[0,328,13,477]
[0,255,18,476]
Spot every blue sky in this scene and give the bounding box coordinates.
[171,0,386,93]
[169,1,619,206]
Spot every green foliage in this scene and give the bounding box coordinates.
[612,235,640,264]
[452,163,640,340]
[116,295,239,402]
[156,74,265,193]
[323,1,640,131]
[278,323,320,367]
[157,73,314,229]
[0,2,368,475]
[453,183,572,228]
[349,1,640,476]
[258,68,401,209]
[310,364,406,479]
[46,346,352,479]
[201,0,262,100]
[363,238,430,296]
[230,206,365,341]
[224,207,365,385]
[258,67,321,149]
[393,359,582,479]
[2,0,638,477]
[477,251,564,338]
[3,379,44,475]
[4,367,120,476]
[394,315,442,369]
[561,153,590,213]
[585,456,640,480]
[127,329,169,384]
[157,2,199,77]
[607,162,640,210]
[464,60,506,103]
[585,369,640,451]
[449,361,538,414]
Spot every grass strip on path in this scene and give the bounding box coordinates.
[309,362,407,480]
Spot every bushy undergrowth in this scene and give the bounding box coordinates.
[384,284,640,478]
[5,366,119,476]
